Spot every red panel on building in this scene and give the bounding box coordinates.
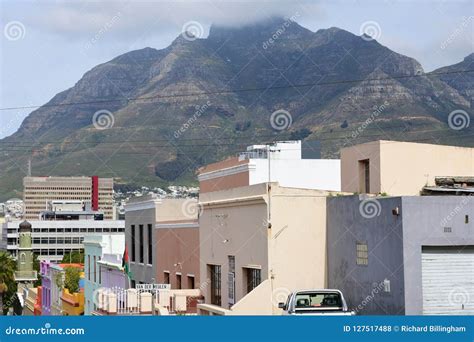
[91,176,99,211]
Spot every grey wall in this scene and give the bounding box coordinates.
[327,195,405,315]
[401,196,474,314]
[126,207,156,285]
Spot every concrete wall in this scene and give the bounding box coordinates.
[269,186,330,314]
[199,183,334,314]
[199,183,269,309]
[327,195,405,315]
[125,197,198,286]
[126,201,156,285]
[155,222,200,289]
[341,140,474,196]
[401,196,474,314]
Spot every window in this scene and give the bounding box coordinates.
[466,215,469,224]
[131,225,136,262]
[93,256,96,283]
[88,255,91,280]
[164,272,170,284]
[187,275,195,289]
[99,258,101,284]
[356,242,368,265]
[359,159,370,193]
[139,225,144,263]
[209,265,221,306]
[245,268,261,294]
[228,256,236,307]
[176,274,182,289]
[147,224,153,265]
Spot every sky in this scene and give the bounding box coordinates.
[1,0,473,139]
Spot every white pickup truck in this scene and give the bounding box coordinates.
[278,289,355,315]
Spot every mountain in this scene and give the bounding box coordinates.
[0,17,472,200]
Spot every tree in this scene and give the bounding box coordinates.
[32,254,41,287]
[64,267,81,294]
[0,251,17,315]
[61,251,84,264]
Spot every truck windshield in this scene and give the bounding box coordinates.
[294,292,342,310]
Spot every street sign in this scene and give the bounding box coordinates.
[136,283,171,291]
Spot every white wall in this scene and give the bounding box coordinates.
[250,159,341,191]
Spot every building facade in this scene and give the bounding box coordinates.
[341,140,474,195]
[327,195,474,315]
[198,141,340,193]
[23,176,114,220]
[198,183,333,315]
[125,195,199,289]
[155,219,199,290]
[84,234,125,315]
[4,220,125,262]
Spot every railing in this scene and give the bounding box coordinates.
[14,270,38,281]
[93,287,202,315]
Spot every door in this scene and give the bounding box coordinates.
[422,247,474,315]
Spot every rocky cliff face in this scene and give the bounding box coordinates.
[0,17,472,199]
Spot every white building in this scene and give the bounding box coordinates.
[198,141,340,193]
[4,220,125,262]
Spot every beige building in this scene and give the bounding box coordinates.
[23,176,114,220]
[341,140,474,196]
[125,195,200,290]
[197,183,333,315]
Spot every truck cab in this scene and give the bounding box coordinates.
[278,289,355,316]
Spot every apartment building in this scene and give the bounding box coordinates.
[23,176,114,220]
[198,141,341,193]
[125,195,200,289]
[327,195,474,315]
[341,140,474,195]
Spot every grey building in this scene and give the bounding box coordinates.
[327,195,474,315]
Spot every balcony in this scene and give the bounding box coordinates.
[14,270,38,282]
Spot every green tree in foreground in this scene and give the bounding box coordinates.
[0,251,17,315]
[61,251,84,264]
[64,267,81,294]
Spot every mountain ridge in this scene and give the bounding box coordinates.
[0,18,472,200]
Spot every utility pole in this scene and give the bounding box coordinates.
[27,158,31,177]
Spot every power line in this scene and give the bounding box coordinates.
[0,123,460,147]
[0,69,472,112]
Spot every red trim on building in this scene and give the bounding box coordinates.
[91,176,99,211]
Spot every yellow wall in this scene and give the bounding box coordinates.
[61,289,84,316]
[341,140,474,195]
